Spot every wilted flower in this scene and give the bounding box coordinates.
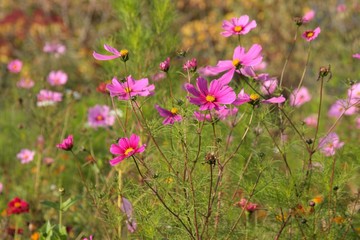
[302,27,321,41]
[318,132,344,156]
[155,105,182,125]
[47,70,68,86]
[16,149,35,164]
[109,134,146,166]
[7,197,29,215]
[328,99,358,118]
[289,87,311,107]
[151,72,166,82]
[17,77,34,89]
[183,58,197,72]
[303,114,318,127]
[302,10,315,23]
[159,57,170,72]
[56,135,74,151]
[37,89,63,107]
[93,44,128,61]
[7,59,22,73]
[88,105,115,128]
[107,76,155,100]
[221,15,257,37]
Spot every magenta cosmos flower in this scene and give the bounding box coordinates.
[221,15,257,37]
[302,27,321,41]
[109,134,146,166]
[208,44,263,85]
[47,70,68,86]
[107,75,155,100]
[7,59,22,73]
[17,77,34,89]
[57,135,73,151]
[37,89,63,107]
[318,132,344,156]
[289,87,311,107]
[183,58,197,72]
[233,89,285,106]
[353,53,360,59]
[185,77,236,111]
[16,149,35,164]
[93,44,128,61]
[155,105,182,125]
[88,105,115,128]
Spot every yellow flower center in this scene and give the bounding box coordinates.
[124,87,131,93]
[14,202,22,208]
[250,93,260,101]
[96,115,104,121]
[120,49,129,56]
[170,107,178,114]
[232,59,241,67]
[124,147,134,156]
[206,95,216,102]
[306,31,314,38]
[234,25,243,32]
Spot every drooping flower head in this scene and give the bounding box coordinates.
[109,134,146,166]
[302,27,321,41]
[183,58,197,72]
[185,77,236,111]
[7,197,29,215]
[88,105,115,128]
[37,89,63,107]
[233,89,285,106]
[47,70,68,86]
[328,99,358,118]
[16,149,35,164]
[93,44,129,62]
[289,87,312,107]
[159,57,170,72]
[207,44,263,85]
[155,105,182,125]
[7,59,22,73]
[221,15,257,37]
[106,76,155,100]
[57,135,73,151]
[318,132,344,156]
[17,77,35,89]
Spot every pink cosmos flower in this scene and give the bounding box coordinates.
[16,149,35,164]
[37,90,63,107]
[337,4,346,13]
[289,87,312,107]
[256,73,278,95]
[207,44,263,85]
[183,58,197,72]
[121,197,137,233]
[47,70,68,86]
[348,83,360,101]
[56,135,73,151]
[151,72,166,82]
[106,75,155,100]
[159,57,170,72]
[221,15,257,37]
[93,44,128,61]
[17,78,34,89]
[155,105,182,125]
[302,10,315,23]
[0,182,3,194]
[43,42,66,56]
[109,134,146,166]
[82,235,93,240]
[233,89,285,106]
[353,53,360,59]
[184,77,236,111]
[303,114,318,127]
[235,198,258,212]
[88,105,115,128]
[328,99,358,117]
[302,27,321,41]
[318,132,344,156]
[7,59,22,73]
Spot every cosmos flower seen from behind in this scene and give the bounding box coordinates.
[155,105,182,125]
[221,15,257,37]
[37,90,63,107]
[109,134,146,166]
[7,59,22,73]
[289,87,311,107]
[7,197,29,215]
[318,132,344,156]
[57,135,74,151]
[93,44,128,61]
[106,75,155,100]
[185,77,236,111]
[47,70,68,86]
[17,78,34,89]
[17,149,35,164]
[88,105,115,128]
[302,27,321,41]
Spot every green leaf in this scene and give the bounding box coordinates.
[41,201,60,211]
[60,197,80,211]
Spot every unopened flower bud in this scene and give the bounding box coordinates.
[120,49,129,62]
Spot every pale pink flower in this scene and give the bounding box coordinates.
[318,132,344,156]
[289,87,312,107]
[56,135,73,151]
[43,157,54,166]
[17,78,34,89]
[328,99,358,117]
[0,183,3,194]
[151,72,166,82]
[235,198,258,212]
[43,42,66,56]
[197,66,219,77]
[88,105,115,128]
[37,90,63,107]
[348,83,360,101]
[109,134,146,166]
[183,58,197,72]
[7,59,22,73]
[155,105,182,125]
[253,61,267,71]
[47,70,68,86]
[337,4,347,13]
[17,149,35,164]
[256,73,278,95]
[159,57,170,72]
[302,10,315,23]
[221,15,257,37]
[303,115,318,127]
[193,111,212,122]
[302,27,321,41]
[353,53,360,59]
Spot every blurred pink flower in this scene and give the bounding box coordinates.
[289,87,311,107]
[318,132,344,156]
[183,58,197,72]
[348,83,360,101]
[82,235,93,240]
[302,27,321,41]
[302,10,315,23]
[56,135,73,151]
[197,66,219,77]
[207,44,263,85]
[337,4,347,12]
[253,61,267,71]
[93,44,128,61]
[17,149,35,164]
[353,53,360,59]
[121,197,137,233]
[43,42,66,56]
[303,114,318,127]
[328,99,358,117]
[37,90,63,107]
[221,15,257,37]
[256,73,278,95]
[151,72,166,82]
[43,157,54,166]
[193,111,212,122]
[0,182,3,194]
[109,134,146,166]
[47,70,68,86]
[159,57,170,72]
[88,105,115,128]
[155,105,182,125]
[184,77,236,111]
[107,75,155,100]
[235,198,258,212]
[193,107,238,122]
[7,59,22,73]
[17,78,34,89]
[233,89,285,106]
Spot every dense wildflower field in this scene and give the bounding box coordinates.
[0,1,359,239]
